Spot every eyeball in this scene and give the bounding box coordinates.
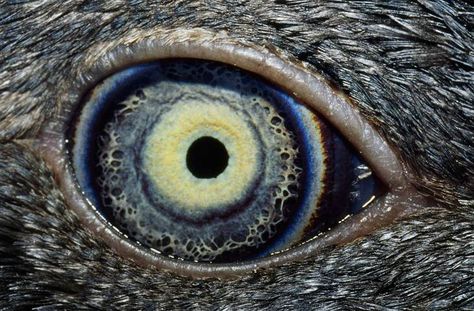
[71,59,386,263]
[36,29,416,278]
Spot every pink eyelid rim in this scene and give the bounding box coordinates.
[36,29,415,279]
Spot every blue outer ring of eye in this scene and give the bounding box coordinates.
[72,64,154,209]
[254,90,318,256]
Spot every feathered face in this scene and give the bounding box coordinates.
[0,0,472,309]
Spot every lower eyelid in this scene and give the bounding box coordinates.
[32,28,416,279]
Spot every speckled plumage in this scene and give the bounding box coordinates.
[0,0,472,309]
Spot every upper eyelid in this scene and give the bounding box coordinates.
[33,28,418,278]
[57,28,407,190]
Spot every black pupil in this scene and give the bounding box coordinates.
[186,136,229,178]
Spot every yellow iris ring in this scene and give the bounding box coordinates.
[144,101,259,211]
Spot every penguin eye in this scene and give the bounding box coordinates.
[71,59,386,263]
[37,30,411,276]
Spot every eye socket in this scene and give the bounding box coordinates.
[35,29,416,278]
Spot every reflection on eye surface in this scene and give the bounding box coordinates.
[71,59,385,263]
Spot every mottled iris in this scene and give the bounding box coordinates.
[72,59,383,262]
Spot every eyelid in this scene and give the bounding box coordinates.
[34,28,416,279]
[70,28,406,190]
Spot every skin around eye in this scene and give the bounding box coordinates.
[35,28,418,278]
